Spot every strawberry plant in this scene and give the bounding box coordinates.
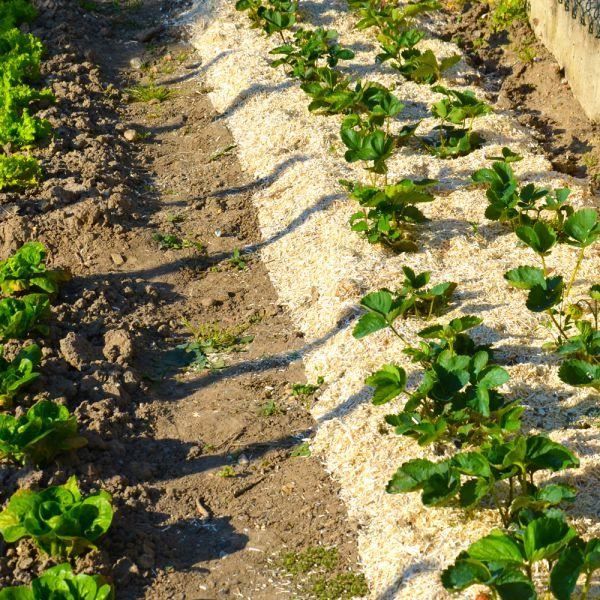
[0,293,50,341]
[0,400,87,465]
[357,309,520,444]
[340,117,394,175]
[0,475,113,557]
[270,28,355,80]
[0,342,40,407]
[504,209,599,388]
[0,563,114,599]
[352,267,456,339]
[421,86,490,158]
[300,68,356,115]
[373,346,520,445]
[392,47,460,84]
[342,178,436,250]
[442,514,600,599]
[0,241,70,296]
[348,0,440,32]
[387,434,578,512]
[235,0,297,37]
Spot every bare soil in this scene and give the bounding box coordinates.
[440,2,600,184]
[0,1,362,598]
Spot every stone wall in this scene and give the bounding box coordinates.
[529,0,600,122]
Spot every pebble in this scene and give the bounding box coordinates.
[123,129,138,142]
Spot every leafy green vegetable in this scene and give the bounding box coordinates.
[0,475,113,557]
[0,293,49,341]
[0,242,70,295]
[0,562,114,599]
[0,400,87,465]
[0,154,40,190]
[0,342,40,408]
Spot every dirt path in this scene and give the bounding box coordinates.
[0,1,363,598]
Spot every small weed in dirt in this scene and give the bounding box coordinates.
[209,143,237,162]
[229,248,247,270]
[260,399,284,417]
[152,232,203,251]
[178,320,254,371]
[126,83,171,103]
[166,212,186,224]
[217,465,236,478]
[282,546,367,599]
[311,572,369,599]
[488,0,527,31]
[292,376,324,397]
[282,547,339,575]
[512,36,538,63]
[290,442,311,457]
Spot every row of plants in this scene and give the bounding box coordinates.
[237,0,492,252]
[0,0,54,191]
[0,242,115,599]
[233,0,599,597]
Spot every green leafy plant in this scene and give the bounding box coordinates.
[353,267,456,339]
[441,514,598,599]
[236,0,298,37]
[0,342,40,407]
[387,434,578,514]
[0,241,70,295]
[126,83,171,103]
[0,563,114,600]
[0,293,49,341]
[421,86,491,159]
[504,210,599,388]
[0,154,40,190]
[229,248,247,270]
[270,27,355,80]
[0,400,87,465]
[152,232,204,252]
[343,178,436,250]
[179,320,254,370]
[0,0,37,31]
[0,475,113,557]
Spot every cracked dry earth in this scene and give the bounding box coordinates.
[0,0,363,598]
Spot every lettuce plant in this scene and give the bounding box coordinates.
[0,293,50,341]
[0,400,87,465]
[0,241,70,296]
[353,267,456,338]
[0,563,114,600]
[342,178,436,250]
[0,475,113,557]
[0,342,40,407]
[0,153,40,190]
[0,0,37,31]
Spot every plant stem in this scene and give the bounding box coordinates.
[582,570,592,600]
[388,323,410,346]
[564,246,585,302]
